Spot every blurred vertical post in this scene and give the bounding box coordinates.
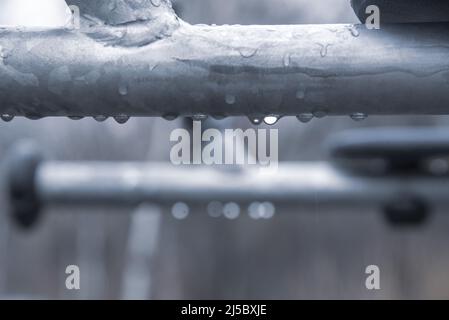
[121,204,162,300]
[76,214,107,299]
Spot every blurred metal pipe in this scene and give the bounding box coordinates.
[34,162,449,206]
[2,22,449,118]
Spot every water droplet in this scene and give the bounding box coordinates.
[296,113,314,123]
[0,45,10,61]
[350,113,368,121]
[118,83,128,96]
[148,63,158,72]
[163,113,178,121]
[172,202,189,220]
[94,115,108,122]
[223,202,240,220]
[238,47,258,58]
[318,44,330,58]
[225,94,236,105]
[68,116,83,120]
[114,115,130,124]
[0,47,5,59]
[1,114,14,122]
[249,117,262,125]
[114,30,126,39]
[26,115,42,120]
[263,116,279,125]
[283,52,291,67]
[150,0,162,7]
[313,111,327,119]
[348,25,360,37]
[192,114,208,121]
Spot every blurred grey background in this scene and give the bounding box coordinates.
[1,0,449,299]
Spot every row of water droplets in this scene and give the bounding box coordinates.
[186,23,366,125]
[0,114,132,123]
[0,23,367,124]
[0,113,367,123]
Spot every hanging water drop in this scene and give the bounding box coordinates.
[249,117,262,125]
[263,116,279,125]
[296,113,314,123]
[26,115,42,120]
[163,114,178,121]
[94,115,108,122]
[68,116,83,120]
[1,114,14,122]
[313,111,327,119]
[350,113,368,121]
[114,115,130,124]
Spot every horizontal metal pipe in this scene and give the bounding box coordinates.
[1,22,449,119]
[35,162,449,206]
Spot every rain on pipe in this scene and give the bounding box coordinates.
[0,1,449,123]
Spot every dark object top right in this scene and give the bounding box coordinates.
[351,0,449,23]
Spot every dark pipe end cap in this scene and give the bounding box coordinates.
[7,141,44,229]
[383,195,431,227]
